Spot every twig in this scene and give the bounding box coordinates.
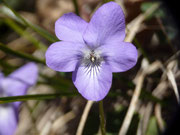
[76,100,94,135]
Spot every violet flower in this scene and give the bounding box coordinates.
[0,62,38,135]
[45,2,138,101]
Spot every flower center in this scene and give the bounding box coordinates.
[90,51,97,63]
[82,49,103,67]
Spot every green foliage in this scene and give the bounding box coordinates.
[0,93,77,104]
[141,2,165,19]
[0,2,59,43]
[146,116,159,135]
[103,0,114,3]
[4,18,47,51]
[0,1,178,134]
[0,43,45,64]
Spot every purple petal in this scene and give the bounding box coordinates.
[0,72,4,94]
[8,62,38,86]
[0,72,4,80]
[2,78,28,96]
[0,105,17,135]
[55,13,88,43]
[72,62,112,101]
[46,41,84,72]
[83,2,125,47]
[99,42,138,72]
[1,78,28,108]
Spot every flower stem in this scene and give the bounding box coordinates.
[99,100,106,135]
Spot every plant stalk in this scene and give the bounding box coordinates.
[99,100,106,135]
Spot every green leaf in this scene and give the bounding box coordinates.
[141,2,164,19]
[40,74,73,92]
[1,0,23,9]
[0,93,77,104]
[1,2,58,43]
[72,0,79,16]
[0,59,18,74]
[28,23,59,43]
[146,116,159,135]
[133,38,150,62]
[0,43,45,64]
[4,18,47,51]
[103,0,114,3]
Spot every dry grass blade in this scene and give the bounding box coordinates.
[76,100,94,135]
[51,111,75,134]
[39,107,59,135]
[119,71,145,135]
[125,3,160,42]
[155,104,165,132]
[118,3,161,135]
[166,61,179,103]
[119,59,163,135]
[136,103,153,135]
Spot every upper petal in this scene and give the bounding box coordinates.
[0,105,17,135]
[2,78,28,97]
[8,62,38,86]
[1,78,28,108]
[72,62,112,101]
[83,2,126,47]
[46,41,84,72]
[99,42,138,72]
[55,13,88,43]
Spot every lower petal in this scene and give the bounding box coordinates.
[72,62,112,101]
[0,105,17,135]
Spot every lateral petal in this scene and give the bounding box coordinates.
[46,41,84,72]
[99,42,138,72]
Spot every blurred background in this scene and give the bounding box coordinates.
[0,0,180,135]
